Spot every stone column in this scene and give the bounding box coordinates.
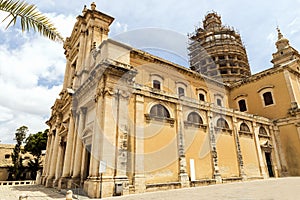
[253,122,267,179]
[62,112,75,177]
[69,113,79,177]
[272,125,289,176]
[72,108,86,182]
[54,137,64,187]
[89,101,102,180]
[89,133,100,180]
[134,94,146,193]
[232,117,246,180]
[269,126,280,178]
[207,111,222,183]
[46,129,60,187]
[63,59,71,89]
[176,103,189,188]
[92,89,117,198]
[59,111,76,188]
[45,134,55,179]
[80,146,87,183]
[42,134,52,184]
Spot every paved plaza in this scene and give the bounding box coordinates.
[0,177,299,200]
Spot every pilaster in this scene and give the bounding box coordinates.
[272,125,289,176]
[45,128,60,187]
[59,111,76,189]
[176,103,189,188]
[232,117,247,180]
[72,107,87,179]
[134,94,146,193]
[253,122,267,179]
[42,134,52,184]
[114,90,130,194]
[207,111,222,183]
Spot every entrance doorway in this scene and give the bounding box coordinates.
[83,145,91,180]
[265,152,274,177]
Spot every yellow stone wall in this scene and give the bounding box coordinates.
[185,127,213,179]
[230,72,291,119]
[143,97,178,184]
[239,136,260,177]
[216,133,239,177]
[289,72,300,104]
[278,124,300,175]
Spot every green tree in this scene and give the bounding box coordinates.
[0,0,63,42]
[24,129,48,179]
[9,125,28,180]
[24,129,48,160]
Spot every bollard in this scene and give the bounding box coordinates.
[66,190,73,200]
[18,194,28,200]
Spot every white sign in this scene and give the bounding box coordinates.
[190,159,196,181]
[99,160,106,173]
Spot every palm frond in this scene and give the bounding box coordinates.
[0,0,64,42]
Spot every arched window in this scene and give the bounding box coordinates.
[153,80,161,90]
[150,104,170,118]
[238,99,247,112]
[263,92,274,106]
[259,127,268,135]
[216,118,229,129]
[240,123,250,132]
[187,112,203,124]
[199,93,205,101]
[217,98,222,107]
[178,87,185,96]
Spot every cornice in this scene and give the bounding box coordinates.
[130,48,229,89]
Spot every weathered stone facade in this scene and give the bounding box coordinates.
[42,3,300,198]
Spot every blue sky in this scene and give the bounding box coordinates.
[1,0,300,143]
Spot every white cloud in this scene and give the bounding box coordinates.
[1,0,300,144]
[0,12,75,144]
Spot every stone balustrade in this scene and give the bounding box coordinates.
[0,180,36,186]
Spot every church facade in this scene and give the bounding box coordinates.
[42,3,300,198]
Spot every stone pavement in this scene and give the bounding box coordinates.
[0,185,65,200]
[105,177,300,200]
[0,177,300,200]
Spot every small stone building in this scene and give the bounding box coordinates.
[0,144,38,181]
[42,3,300,198]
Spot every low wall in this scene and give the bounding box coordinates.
[0,180,36,186]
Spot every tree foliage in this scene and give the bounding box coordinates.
[9,125,28,180]
[24,129,48,160]
[0,0,64,42]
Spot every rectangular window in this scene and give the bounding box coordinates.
[263,92,274,106]
[178,87,185,97]
[238,99,247,112]
[217,98,222,106]
[153,80,161,90]
[199,93,205,101]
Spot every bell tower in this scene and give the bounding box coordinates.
[271,28,300,68]
[62,2,114,90]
